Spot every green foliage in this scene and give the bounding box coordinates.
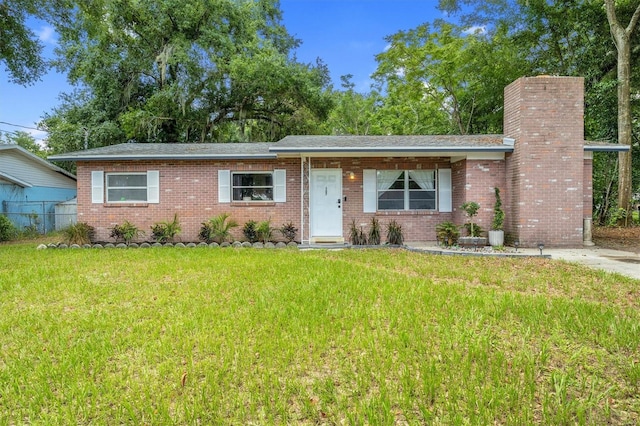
[436,221,460,247]
[463,223,484,238]
[607,208,628,227]
[386,220,404,245]
[0,0,53,85]
[44,0,332,148]
[0,130,48,158]
[150,214,181,243]
[0,215,17,242]
[242,220,258,243]
[61,222,95,245]
[110,220,145,244]
[491,187,504,231]
[349,219,367,245]
[373,21,525,135]
[367,217,381,245]
[199,213,238,244]
[461,201,480,237]
[256,219,274,244]
[279,221,298,243]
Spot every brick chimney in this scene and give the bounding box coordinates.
[504,76,585,247]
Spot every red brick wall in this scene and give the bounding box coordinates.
[504,76,586,247]
[77,159,301,242]
[310,157,452,242]
[77,156,470,243]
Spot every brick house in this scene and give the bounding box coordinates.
[50,76,627,247]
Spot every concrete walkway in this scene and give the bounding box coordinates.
[405,242,640,281]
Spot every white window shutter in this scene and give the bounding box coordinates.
[363,169,377,213]
[273,169,286,202]
[91,171,104,204]
[218,170,231,203]
[438,169,452,212]
[147,171,160,203]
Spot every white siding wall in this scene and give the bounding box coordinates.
[0,150,76,189]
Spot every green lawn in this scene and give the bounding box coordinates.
[0,244,638,424]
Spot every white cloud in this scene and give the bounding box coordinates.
[36,25,57,44]
[27,129,49,147]
[463,26,486,35]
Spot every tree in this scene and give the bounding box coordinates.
[372,21,526,135]
[0,130,47,158]
[0,0,70,85]
[44,0,331,147]
[604,0,640,223]
[322,75,382,135]
[439,0,640,223]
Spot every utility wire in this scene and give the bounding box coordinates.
[0,121,47,132]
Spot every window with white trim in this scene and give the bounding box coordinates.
[97,171,159,204]
[232,172,274,201]
[106,173,148,202]
[376,170,436,210]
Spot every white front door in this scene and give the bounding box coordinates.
[310,169,343,240]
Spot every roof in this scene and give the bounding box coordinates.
[272,135,510,155]
[47,135,630,162]
[0,144,76,181]
[48,142,278,161]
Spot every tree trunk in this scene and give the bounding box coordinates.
[616,37,633,224]
[604,1,640,225]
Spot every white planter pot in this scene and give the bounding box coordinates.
[488,230,504,247]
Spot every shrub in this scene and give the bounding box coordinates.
[461,201,481,237]
[150,214,181,243]
[256,219,274,243]
[199,213,238,244]
[367,217,381,245]
[243,220,258,243]
[436,221,460,247]
[279,221,298,243]
[62,222,95,245]
[0,215,16,242]
[386,220,404,245]
[110,221,145,244]
[349,219,367,245]
[491,187,505,231]
[463,223,484,237]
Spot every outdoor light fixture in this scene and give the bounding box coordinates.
[514,241,519,252]
[538,242,544,256]
[349,172,355,180]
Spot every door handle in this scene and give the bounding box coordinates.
[337,198,341,208]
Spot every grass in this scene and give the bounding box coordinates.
[0,244,639,424]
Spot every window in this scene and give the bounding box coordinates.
[219,169,285,203]
[232,172,274,201]
[107,173,148,202]
[92,171,159,204]
[376,170,436,210]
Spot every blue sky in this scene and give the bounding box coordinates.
[0,0,443,142]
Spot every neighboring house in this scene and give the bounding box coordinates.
[50,76,628,247]
[0,144,77,232]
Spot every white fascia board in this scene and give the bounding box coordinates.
[0,171,33,187]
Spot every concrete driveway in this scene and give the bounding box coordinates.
[543,246,640,280]
[406,243,640,281]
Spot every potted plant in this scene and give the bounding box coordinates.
[459,201,486,247]
[461,201,480,237]
[488,187,505,247]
